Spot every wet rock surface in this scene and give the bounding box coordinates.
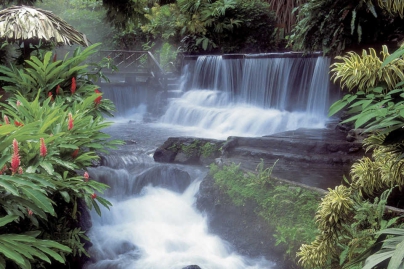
[155,127,367,189]
[152,126,368,268]
[196,174,297,269]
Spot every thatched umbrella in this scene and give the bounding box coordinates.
[0,5,88,60]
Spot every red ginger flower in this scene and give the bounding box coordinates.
[16,100,21,107]
[91,193,97,199]
[53,53,57,62]
[94,89,102,105]
[10,139,20,175]
[56,85,60,94]
[48,92,54,101]
[27,208,33,216]
[4,115,9,124]
[68,113,74,130]
[84,171,89,182]
[14,121,23,127]
[71,77,76,94]
[72,148,79,158]
[40,138,47,157]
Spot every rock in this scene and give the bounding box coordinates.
[134,166,191,194]
[196,174,293,269]
[153,137,225,165]
[182,266,201,269]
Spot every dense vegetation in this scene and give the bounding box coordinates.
[1,1,404,269]
[296,45,404,269]
[0,38,122,268]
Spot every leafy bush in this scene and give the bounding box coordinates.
[289,0,404,55]
[0,43,122,268]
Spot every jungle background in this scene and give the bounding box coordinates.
[0,0,404,268]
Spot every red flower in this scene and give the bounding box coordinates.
[48,92,54,101]
[91,193,97,199]
[13,139,18,155]
[27,208,33,216]
[68,113,74,130]
[53,53,57,62]
[56,85,60,95]
[4,115,9,124]
[84,171,89,182]
[40,138,47,157]
[14,121,23,127]
[72,148,79,158]
[71,77,76,94]
[10,139,20,175]
[94,89,102,105]
[16,100,21,107]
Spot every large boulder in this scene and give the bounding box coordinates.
[153,137,225,165]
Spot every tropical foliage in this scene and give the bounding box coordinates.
[298,45,404,268]
[0,42,122,268]
[289,0,404,55]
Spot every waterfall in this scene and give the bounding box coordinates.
[160,54,331,138]
[85,53,332,269]
[85,144,276,269]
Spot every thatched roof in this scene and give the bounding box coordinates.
[0,5,88,46]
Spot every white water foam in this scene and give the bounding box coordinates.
[85,180,275,269]
[159,90,326,139]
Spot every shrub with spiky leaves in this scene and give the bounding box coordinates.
[331,45,404,92]
[0,43,116,117]
[297,185,353,268]
[0,43,123,268]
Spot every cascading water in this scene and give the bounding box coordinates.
[85,53,334,269]
[160,54,332,138]
[84,124,276,269]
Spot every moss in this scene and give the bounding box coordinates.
[201,142,219,158]
[181,140,200,157]
[210,161,321,263]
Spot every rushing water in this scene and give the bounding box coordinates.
[84,54,334,268]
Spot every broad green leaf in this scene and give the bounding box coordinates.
[382,47,404,67]
[39,162,54,175]
[0,215,18,227]
[328,99,348,117]
[21,188,55,216]
[0,241,26,267]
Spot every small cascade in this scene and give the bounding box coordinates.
[160,54,332,137]
[85,150,276,269]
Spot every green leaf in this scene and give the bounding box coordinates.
[39,162,54,175]
[382,47,404,68]
[0,215,18,227]
[328,99,348,117]
[20,188,55,216]
[0,242,26,267]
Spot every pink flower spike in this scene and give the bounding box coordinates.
[68,113,74,131]
[16,100,21,107]
[71,77,76,94]
[40,138,47,157]
[4,115,9,124]
[10,139,20,175]
[91,193,97,199]
[94,89,102,105]
[27,208,33,216]
[84,171,89,181]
